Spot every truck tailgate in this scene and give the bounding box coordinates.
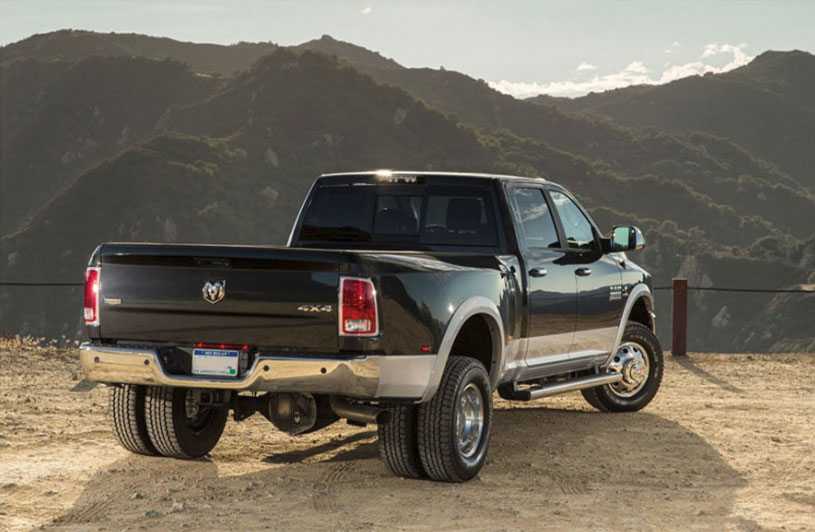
[97,244,341,351]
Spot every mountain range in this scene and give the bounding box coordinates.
[1,30,813,352]
[531,50,815,190]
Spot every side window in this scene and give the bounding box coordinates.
[549,190,596,250]
[420,192,498,246]
[508,187,560,248]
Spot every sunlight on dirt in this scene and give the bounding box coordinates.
[1,336,812,531]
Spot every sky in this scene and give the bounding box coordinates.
[1,0,813,98]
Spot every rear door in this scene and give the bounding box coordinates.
[547,188,624,358]
[506,186,577,372]
[98,245,341,351]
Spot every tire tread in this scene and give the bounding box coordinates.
[417,356,491,482]
[109,385,158,455]
[378,403,424,478]
[145,386,186,458]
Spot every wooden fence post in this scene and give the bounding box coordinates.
[671,278,687,356]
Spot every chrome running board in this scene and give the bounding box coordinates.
[499,372,623,401]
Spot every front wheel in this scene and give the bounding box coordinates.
[417,356,493,482]
[582,323,663,412]
[144,387,228,458]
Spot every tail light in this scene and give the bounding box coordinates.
[84,267,100,326]
[339,277,378,336]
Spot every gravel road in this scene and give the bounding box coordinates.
[1,339,813,531]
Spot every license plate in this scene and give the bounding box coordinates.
[192,348,239,377]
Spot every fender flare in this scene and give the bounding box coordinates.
[418,296,505,403]
[605,284,654,365]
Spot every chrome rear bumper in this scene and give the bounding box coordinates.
[79,343,435,399]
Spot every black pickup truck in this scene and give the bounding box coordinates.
[80,171,662,482]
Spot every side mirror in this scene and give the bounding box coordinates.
[610,225,645,252]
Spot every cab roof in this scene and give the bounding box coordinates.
[320,170,548,184]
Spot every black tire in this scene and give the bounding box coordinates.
[145,387,228,459]
[581,323,663,412]
[109,385,159,456]
[417,356,493,482]
[378,402,425,479]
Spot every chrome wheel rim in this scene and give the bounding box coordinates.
[456,382,484,458]
[608,342,649,398]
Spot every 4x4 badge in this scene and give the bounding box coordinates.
[297,304,333,313]
[202,280,226,304]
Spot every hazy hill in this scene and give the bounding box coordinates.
[5,31,811,200]
[291,37,814,240]
[164,49,488,169]
[1,133,283,338]
[295,34,402,72]
[0,55,220,235]
[0,29,279,76]
[0,31,812,352]
[528,51,815,190]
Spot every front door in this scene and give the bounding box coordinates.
[548,189,624,359]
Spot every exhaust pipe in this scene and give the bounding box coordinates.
[330,395,391,426]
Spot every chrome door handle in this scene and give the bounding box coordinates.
[529,268,548,278]
[575,267,592,276]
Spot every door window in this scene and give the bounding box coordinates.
[549,190,596,250]
[508,187,560,248]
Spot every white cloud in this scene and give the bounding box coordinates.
[700,43,751,67]
[702,43,719,57]
[488,43,754,98]
[360,6,372,15]
[624,61,648,74]
[577,62,597,71]
[658,43,753,83]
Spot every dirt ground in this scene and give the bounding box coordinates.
[1,340,813,532]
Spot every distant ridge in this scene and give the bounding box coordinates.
[1,29,279,75]
[527,49,815,189]
[294,34,403,72]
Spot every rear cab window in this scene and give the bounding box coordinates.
[294,176,503,250]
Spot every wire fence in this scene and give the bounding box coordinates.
[0,282,84,286]
[653,286,814,293]
[1,279,812,354]
[1,282,813,292]
[659,278,814,356]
